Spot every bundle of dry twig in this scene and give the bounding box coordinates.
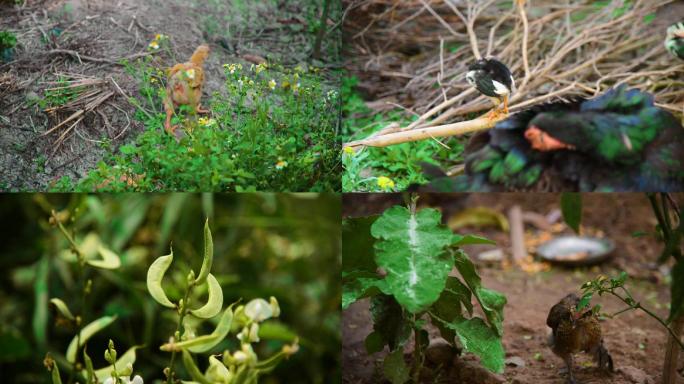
[343,0,683,149]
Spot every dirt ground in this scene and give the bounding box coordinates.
[342,193,684,384]
[0,0,332,190]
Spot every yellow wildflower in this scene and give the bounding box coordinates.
[343,146,355,155]
[268,79,277,90]
[377,176,395,190]
[255,63,268,74]
[186,68,196,79]
[198,117,216,127]
[275,160,288,170]
[148,40,159,50]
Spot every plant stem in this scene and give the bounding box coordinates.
[166,281,194,384]
[608,291,684,351]
[52,210,87,384]
[411,315,423,384]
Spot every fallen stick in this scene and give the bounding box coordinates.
[344,114,506,148]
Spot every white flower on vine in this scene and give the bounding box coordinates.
[103,375,143,384]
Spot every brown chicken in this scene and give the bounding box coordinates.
[546,294,613,384]
[163,44,210,136]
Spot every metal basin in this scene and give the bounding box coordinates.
[536,236,615,266]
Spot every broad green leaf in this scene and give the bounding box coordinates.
[147,251,175,308]
[161,304,234,353]
[669,261,684,322]
[561,193,582,233]
[342,217,378,274]
[195,219,214,285]
[85,246,121,270]
[190,273,223,319]
[452,234,496,246]
[83,348,95,384]
[383,349,409,384]
[89,346,140,382]
[342,271,388,309]
[447,317,505,373]
[454,250,506,336]
[370,295,412,351]
[182,349,212,384]
[50,298,75,321]
[364,331,384,354]
[429,276,470,343]
[33,255,49,349]
[371,206,455,313]
[66,316,117,363]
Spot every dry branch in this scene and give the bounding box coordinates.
[343,0,683,149]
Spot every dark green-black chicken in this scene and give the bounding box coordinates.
[417,85,684,192]
[665,22,684,60]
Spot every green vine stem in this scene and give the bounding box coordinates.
[166,278,195,384]
[51,210,88,384]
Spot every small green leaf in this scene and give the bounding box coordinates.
[195,219,214,285]
[48,355,63,384]
[161,304,235,353]
[66,316,117,363]
[50,298,75,321]
[190,273,223,319]
[561,193,582,233]
[182,349,212,384]
[88,346,140,382]
[383,349,409,384]
[577,292,593,311]
[146,250,175,308]
[85,246,121,270]
[257,321,298,342]
[83,348,95,384]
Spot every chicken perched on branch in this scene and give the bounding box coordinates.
[547,294,613,384]
[466,58,515,119]
[163,44,210,136]
[417,85,684,192]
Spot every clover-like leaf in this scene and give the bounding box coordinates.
[190,273,223,319]
[66,316,117,363]
[147,250,175,308]
[86,245,121,270]
[195,219,214,285]
[88,346,140,382]
[161,303,235,353]
[50,298,75,321]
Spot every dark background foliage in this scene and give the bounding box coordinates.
[0,193,341,384]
